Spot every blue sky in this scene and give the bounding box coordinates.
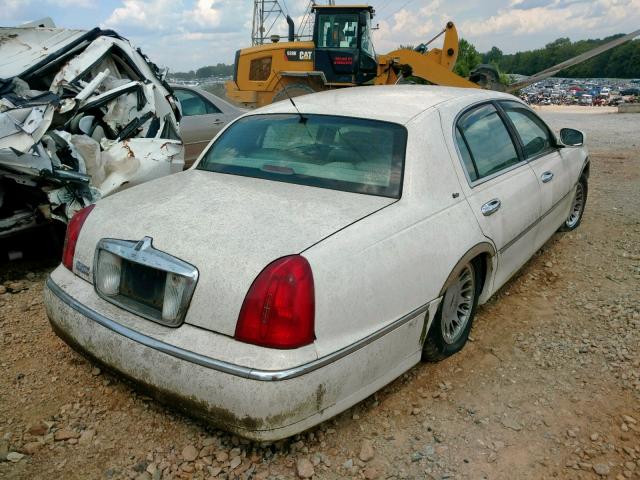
[2,0,639,72]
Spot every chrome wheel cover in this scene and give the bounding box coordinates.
[441,264,476,344]
[566,182,585,228]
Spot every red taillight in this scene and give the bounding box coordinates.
[235,255,315,349]
[62,204,95,271]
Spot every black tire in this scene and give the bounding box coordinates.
[422,260,482,362]
[272,83,315,103]
[558,176,588,232]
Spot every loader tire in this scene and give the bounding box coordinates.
[272,83,315,103]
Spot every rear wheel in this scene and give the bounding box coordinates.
[559,177,588,231]
[422,261,481,362]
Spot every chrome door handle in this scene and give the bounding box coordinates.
[481,198,501,216]
[541,171,554,183]
[212,119,224,125]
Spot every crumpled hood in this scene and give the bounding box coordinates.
[75,169,395,335]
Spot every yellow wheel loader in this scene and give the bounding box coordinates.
[225,4,640,108]
[225,4,481,108]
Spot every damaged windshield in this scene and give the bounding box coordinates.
[198,114,407,198]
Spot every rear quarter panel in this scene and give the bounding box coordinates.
[303,109,492,357]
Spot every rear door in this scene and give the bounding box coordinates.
[453,102,541,291]
[174,88,228,168]
[498,101,571,250]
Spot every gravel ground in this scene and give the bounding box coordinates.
[534,106,640,151]
[1,108,639,480]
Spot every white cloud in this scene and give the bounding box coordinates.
[182,0,222,28]
[460,5,575,36]
[103,0,184,31]
[372,0,453,52]
[100,0,253,70]
[0,0,29,20]
[370,0,640,57]
[460,0,640,37]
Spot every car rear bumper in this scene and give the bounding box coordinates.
[44,268,439,440]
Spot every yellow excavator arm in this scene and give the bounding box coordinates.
[374,21,479,88]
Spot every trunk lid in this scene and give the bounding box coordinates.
[76,169,395,335]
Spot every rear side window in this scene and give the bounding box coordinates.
[455,128,478,181]
[500,101,553,159]
[174,89,221,116]
[455,103,520,181]
[198,114,407,198]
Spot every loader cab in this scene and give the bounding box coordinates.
[312,5,377,85]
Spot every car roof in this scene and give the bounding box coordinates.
[253,85,517,124]
[0,26,87,78]
[170,84,246,112]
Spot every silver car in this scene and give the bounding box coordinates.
[172,85,244,168]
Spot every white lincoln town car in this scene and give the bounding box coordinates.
[44,86,589,440]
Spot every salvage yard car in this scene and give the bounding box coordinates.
[44,86,589,440]
[171,85,244,168]
[0,20,183,237]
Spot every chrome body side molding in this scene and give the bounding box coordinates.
[46,277,431,382]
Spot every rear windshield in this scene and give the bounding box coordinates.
[197,114,407,198]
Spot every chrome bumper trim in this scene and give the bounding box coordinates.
[46,277,430,382]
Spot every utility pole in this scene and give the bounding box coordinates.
[297,0,335,40]
[251,0,336,44]
[251,0,287,45]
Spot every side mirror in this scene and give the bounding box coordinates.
[559,128,584,147]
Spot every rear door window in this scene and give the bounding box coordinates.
[455,103,520,181]
[174,89,221,116]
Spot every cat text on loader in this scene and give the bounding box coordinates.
[225,4,480,108]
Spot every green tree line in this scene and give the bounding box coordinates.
[481,35,640,78]
[171,63,234,79]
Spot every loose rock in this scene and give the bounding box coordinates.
[54,429,80,441]
[27,422,48,436]
[229,456,242,469]
[181,445,198,462]
[593,464,611,476]
[7,452,25,462]
[215,451,228,462]
[297,457,315,478]
[78,430,95,445]
[363,466,379,479]
[359,439,375,462]
[502,418,523,431]
[22,442,42,455]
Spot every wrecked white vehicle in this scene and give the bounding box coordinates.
[0,22,184,237]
